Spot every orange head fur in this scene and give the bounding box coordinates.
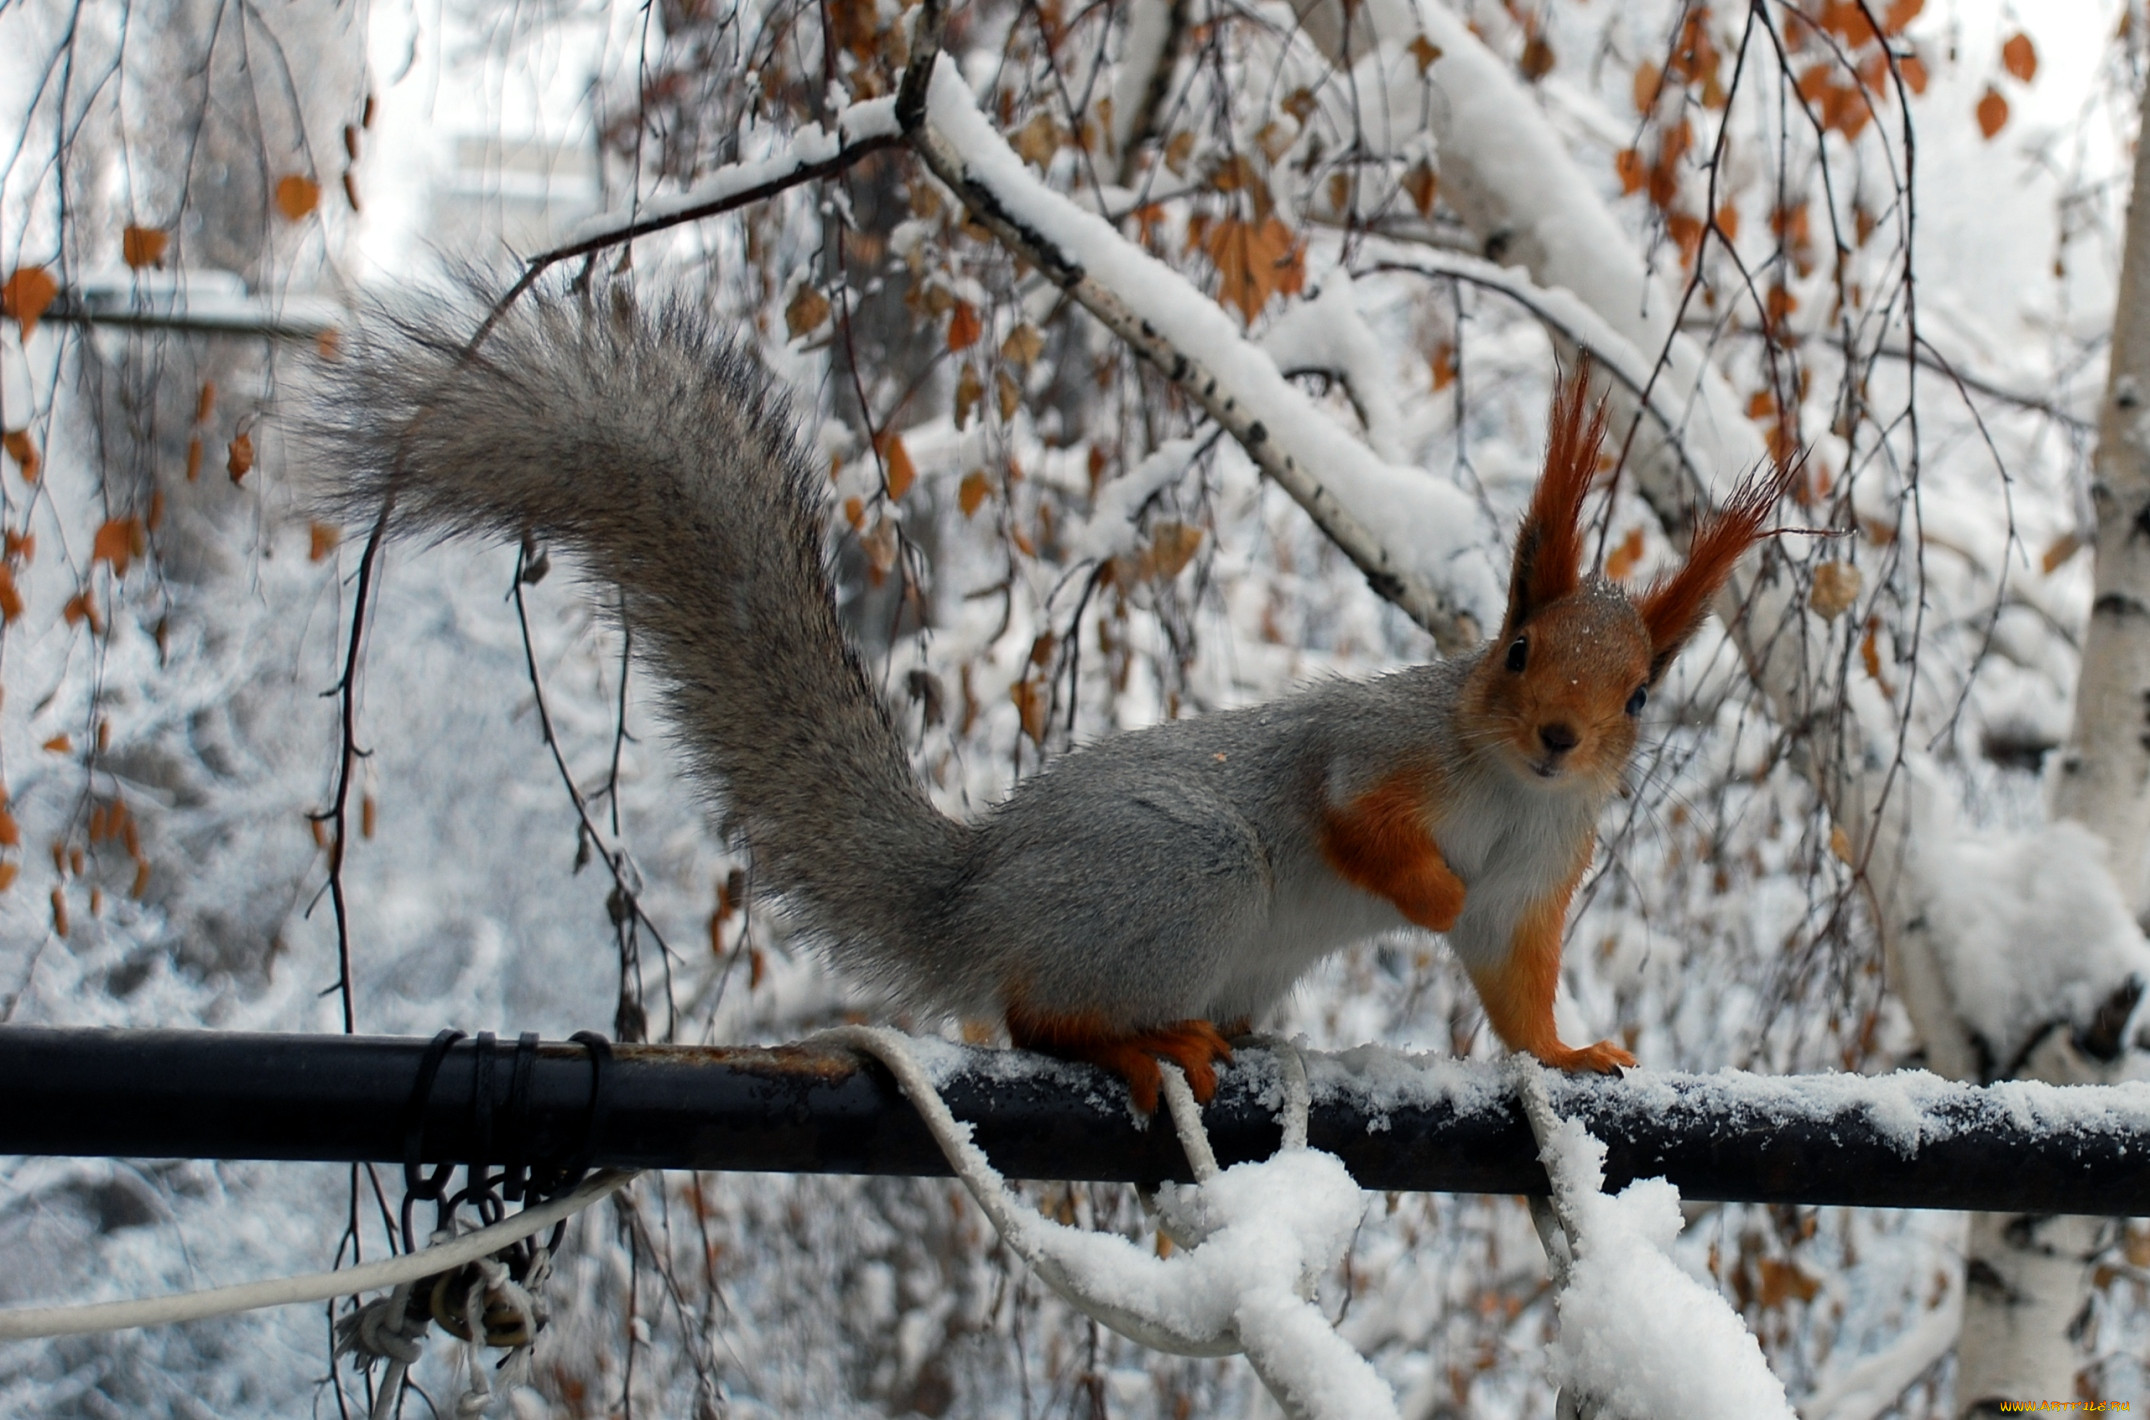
[1463,365,1794,787]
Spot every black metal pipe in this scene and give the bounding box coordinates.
[1,1027,2145,1215]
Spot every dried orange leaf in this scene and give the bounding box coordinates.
[1430,344,1457,392]
[0,807,18,847]
[0,862,17,892]
[0,566,20,622]
[4,429,39,482]
[1631,60,1662,115]
[1519,34,1555,81]
[1614,148,1646,195]
[1605,527,1647,581]
[1860,618,1889,692]
[1200,215,1306,323]
[784,283,830,339]
[1148,521,1203,580]
[122,225,168,269]
[1669,212,1704,267]
[274,174,322,221]
[1882,0,1923,34]
[2041,532,2083,574]
[1163,130,1196,175]
[958,469,991,518]
[1013,112,1061,167]
[1401,160,1438,217]
[881,433,917,500]
[309,521,341,561]
[92,516,143,577]
[1407,35,1443,74]
[1000,323,1044,368]
[946,299,982,352]
[1976,86,2008,140]
[1808,561,1863,620]
[996,368,1021,423]
[954,366,984,430]
[41,734,67,754]
[2000,31,2037,83]
[1829,823,1854,864]
[185,437,203,482]
[361,793,376,840]
[1011,676,1048,744]
[227,431,254,482]
[2,266,56,338]
[50,887,66,937]
[861,517,899,581]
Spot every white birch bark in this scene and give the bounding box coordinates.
[2055,95,2150,916]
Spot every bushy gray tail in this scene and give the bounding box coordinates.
[308,285,973,1006]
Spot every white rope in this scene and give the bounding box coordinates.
[1514,1060,1606,1420]
[1515,1061,1579,1287]
[1244,1033,1312,1151]
[1159,1065,1219,1181]
[0,1168,636,1341]
[823,1024,1240,1356]
[823,1026,1401,1420]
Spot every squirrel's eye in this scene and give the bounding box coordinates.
[1625,686,1648,717]
[1505,636,1529,673]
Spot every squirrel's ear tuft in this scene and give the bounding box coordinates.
[1637,456,1803,681]
[1503,363,1607,638]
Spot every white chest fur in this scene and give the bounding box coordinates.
[1433,765,1601,973]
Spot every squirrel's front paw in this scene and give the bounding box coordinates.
[1534,1038,1636,1074]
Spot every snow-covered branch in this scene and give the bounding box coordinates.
[905,55,1490,651]
[541,98,904,269]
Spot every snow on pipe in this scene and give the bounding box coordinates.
[1,1027,2147,1215]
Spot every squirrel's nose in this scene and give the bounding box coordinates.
[1538,723,1579,756]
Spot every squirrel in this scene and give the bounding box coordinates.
[310,285,1795,1113]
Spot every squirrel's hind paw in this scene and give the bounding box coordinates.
[1534,1038,1636,1074]
[1007,1010,1235,1113]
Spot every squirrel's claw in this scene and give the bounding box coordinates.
[1533,1038,1636,1074]
[1007,1010,1235,1114]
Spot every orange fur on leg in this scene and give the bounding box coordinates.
[1006,1005,1235,1114]
[1322,774,1467,933]
[1465,856,1634,1073]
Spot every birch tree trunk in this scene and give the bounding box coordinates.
[2056,89,2150,914]
[1948,76,2150,1420]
